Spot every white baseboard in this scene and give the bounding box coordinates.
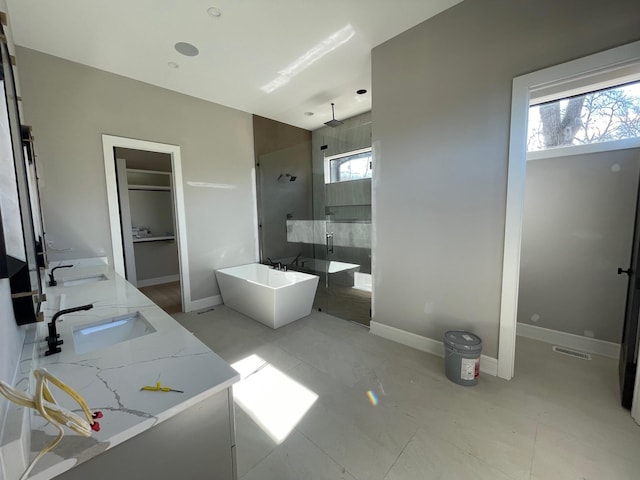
[186,295,223,313]
[370,321,498,376]
[135,274,180,288]
[517,323,620,359]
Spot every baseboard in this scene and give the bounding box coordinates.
[370,322,498,376]
[136,274,180,288]
[186,295,223,313]
[517,322,620,359]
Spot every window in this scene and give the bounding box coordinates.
[324,147,372,183]
[527,80,640,152]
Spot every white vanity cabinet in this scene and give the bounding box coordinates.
[53,388,237,480]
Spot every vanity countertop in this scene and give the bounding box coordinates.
[13,263,239,480]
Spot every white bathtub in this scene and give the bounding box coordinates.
[215,263,319,329]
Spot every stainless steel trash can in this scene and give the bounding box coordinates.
[444,331,482,386]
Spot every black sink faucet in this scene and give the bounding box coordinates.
[48,264,73,286]
[45,303,94,356]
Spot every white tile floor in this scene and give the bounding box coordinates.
[173,307,640,480]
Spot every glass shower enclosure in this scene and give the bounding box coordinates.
[254,112,372,326]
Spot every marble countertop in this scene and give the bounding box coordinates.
[12,262,239,480]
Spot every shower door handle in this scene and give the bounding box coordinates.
[326,232,334,254]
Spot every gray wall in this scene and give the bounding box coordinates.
[258,144,313,261]
[371,0,640,357]
[518,150,640,343]
[16,47,258,302]
[252,115,313,262]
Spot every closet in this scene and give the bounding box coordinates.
[114,149,181,311]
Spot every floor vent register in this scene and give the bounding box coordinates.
[552,346,592,360]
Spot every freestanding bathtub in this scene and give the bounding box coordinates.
[215,263,319,329]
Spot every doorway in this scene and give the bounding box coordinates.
[499,40,640,421]
[115,148,182,313]
[102,135,191,312]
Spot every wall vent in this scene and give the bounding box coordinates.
[552,346,591,360]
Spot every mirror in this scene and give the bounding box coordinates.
[0,25,44,324]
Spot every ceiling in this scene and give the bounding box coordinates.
[5,0,462,130]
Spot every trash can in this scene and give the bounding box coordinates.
[443,331,482,386]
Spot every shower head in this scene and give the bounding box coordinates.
[324,103,344,128]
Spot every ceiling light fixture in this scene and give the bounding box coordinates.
[260,24,356,94]
[175,42,199,57]
[207,7,222,18]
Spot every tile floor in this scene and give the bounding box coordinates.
[173,306,640,480]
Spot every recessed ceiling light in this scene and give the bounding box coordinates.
[175,42,199,57]
[207,7,222,17]
[304,112,314,116]
[356,89,367,95]
[168,61,179,69]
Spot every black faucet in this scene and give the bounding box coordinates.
[266,258,287,271]
[290,253,302,266]
[45,303,94,356]
[48,264,73,286]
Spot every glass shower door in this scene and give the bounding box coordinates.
[320,217,371,325]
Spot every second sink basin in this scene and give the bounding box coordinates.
[72,312,156,354]
[61,274,108,287]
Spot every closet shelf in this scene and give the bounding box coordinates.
[132,236,175,243]
[128,185,171,191]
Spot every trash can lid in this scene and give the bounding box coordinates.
[444,331,482,352]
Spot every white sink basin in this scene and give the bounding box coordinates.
[73,312,156,354]
[61,274,108,287]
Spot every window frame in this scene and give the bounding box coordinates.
[324,146,373,184]
[527,75,640,161]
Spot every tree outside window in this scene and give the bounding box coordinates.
[527,81,640,152]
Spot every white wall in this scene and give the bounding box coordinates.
[371,0,640,358]
[16,47,259,302]
[518,149,640,343]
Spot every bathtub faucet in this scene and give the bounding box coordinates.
[266,257,278,268]
[266,258,286,271]
[291,253,302,266]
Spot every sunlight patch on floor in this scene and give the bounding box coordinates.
[231,354,318,444]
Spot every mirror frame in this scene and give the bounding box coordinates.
[0,25,43,324]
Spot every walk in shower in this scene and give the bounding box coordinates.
[253,113,372,326]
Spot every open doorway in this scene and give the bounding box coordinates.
[498,40,640,421]
[102,135,191,313]
[114,148,182,313]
